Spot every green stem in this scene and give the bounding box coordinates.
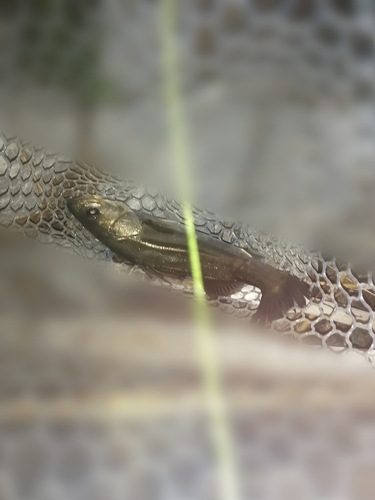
[161,2,240,499]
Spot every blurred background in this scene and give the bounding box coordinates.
[0,0,375,499]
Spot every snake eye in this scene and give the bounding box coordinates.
[86,206,100,219]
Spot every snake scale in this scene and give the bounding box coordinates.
[0,132,374,352]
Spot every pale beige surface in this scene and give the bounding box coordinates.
[0,1,374,499]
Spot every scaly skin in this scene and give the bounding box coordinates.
[0,133,311,271]
[0,132,373,351]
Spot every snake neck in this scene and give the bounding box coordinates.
[0,133,132,260]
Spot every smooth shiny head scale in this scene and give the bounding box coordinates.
[67,195,141,241]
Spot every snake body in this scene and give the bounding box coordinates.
[0,132,374,351]
[0,133,311,270]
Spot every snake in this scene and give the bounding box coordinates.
[0,131,374,352]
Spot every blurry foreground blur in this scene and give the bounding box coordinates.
[0,0,375,499]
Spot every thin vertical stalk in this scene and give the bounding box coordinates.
[161,2,240,499]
